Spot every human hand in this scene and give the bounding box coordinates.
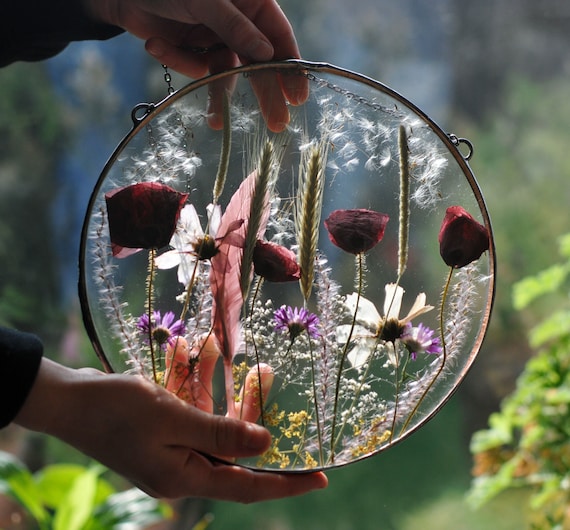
[15,358,327,501]
[86,0,309,131]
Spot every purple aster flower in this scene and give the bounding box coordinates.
[401,322,442,360]
[274,305,320,341]
[137,310,186,350]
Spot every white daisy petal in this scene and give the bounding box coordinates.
[207,203,222,236]
[383,283,404,321]
[178,204,204,241]
[154,249,182,270]
[177,256,199,287]
[344,294,382,329]
[347,339,377,369]
[336,324,375,344]
[401,292,434,324]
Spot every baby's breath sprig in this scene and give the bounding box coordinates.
[296,143,326,302]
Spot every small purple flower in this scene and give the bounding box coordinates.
[137,310,186,350]
[274,305,320,341]
[401,322,442,360]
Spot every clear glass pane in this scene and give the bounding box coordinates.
[79,61,495,471]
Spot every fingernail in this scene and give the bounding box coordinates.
[146,39,166,59]
[249,39,273,62]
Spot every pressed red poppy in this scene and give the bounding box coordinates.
[439,206,489,268]
[253,240,301,282]
[105,182,188,256]
[324,208,390,255]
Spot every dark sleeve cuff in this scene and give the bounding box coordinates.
[0,1,124,67]
[0,327,44,428]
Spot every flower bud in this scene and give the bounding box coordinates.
[324,208,389,254]
[253,240,301,282]
[105,182,188,257]
[439,206,489,268]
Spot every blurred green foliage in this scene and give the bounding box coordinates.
[468,233,570,528]
[0,63,64,336]
[1,30,570,529]
[0,450,171,529]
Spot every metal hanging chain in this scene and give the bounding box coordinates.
[162,64,175,95]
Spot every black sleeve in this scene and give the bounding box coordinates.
[0,327,44,429]
[0,1,124,67]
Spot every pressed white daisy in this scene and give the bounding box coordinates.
[154,203,222,286]
[337,283,434,368]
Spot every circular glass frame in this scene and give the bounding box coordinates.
[79,60,495,471]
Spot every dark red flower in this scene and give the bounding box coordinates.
[105,182,188,257]
[253,240,301,282]
[439,206,489,268]
[324,208,390,254]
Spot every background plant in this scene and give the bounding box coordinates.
[468,233,570,529]
[0,450,171,530]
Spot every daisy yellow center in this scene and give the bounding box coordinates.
[152,326,171,345]
[379,318,405,343]
[194,235,218,260]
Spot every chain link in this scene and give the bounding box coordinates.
[162,64,175,95]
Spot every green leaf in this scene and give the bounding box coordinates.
[529,474,561,510]
[467,458,521,508]
[90,488,172,529]
[470,412,514,453]
[52,465,103,530]
[528,310,570,348]
[512,263,570,310]
[35,464,114,510]
[0,450,26,482]
[0,451,49,525]
[558,233,570,258]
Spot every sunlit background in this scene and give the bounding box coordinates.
[1,1,570,528]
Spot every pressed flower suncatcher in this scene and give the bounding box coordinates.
[79,61,495,471]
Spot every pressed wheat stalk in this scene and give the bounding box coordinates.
[240,141,274,298]
[296,145,326,302]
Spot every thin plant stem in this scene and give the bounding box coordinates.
[308,336,325,466]
[329,252,364,463]
[389,344,401,443]
[179,259,200,321]
[399,266,453,434]
[174,328,219,408]
[247,277,266,425]
[397,125,410,278]
[289,405,311,468]
[146,249,158,383]
[212,90,231,204]
[331,336,378,452]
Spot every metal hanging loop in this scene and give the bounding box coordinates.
[448,133,474,161]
